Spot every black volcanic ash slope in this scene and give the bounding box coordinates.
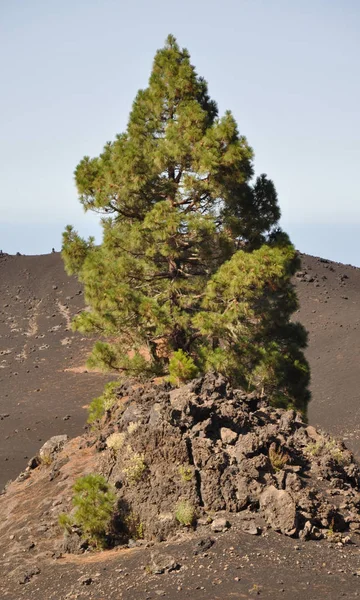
[294,253,360,456]
[0,252,112,489]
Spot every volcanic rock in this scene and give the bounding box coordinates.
[1,371,360,592]
[39,435,68,463]
[259,487,297,535]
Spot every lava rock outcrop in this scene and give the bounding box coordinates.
[1,372,360,576]
[89,372,360,542]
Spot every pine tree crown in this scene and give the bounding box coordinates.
[62,35,310,413]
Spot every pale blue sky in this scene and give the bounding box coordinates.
[0,0,359,265]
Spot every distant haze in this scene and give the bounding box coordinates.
[1,0,359,266]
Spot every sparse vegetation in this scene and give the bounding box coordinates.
[328,517,335,535]
[269,445,289,471]
[305,437,350,466]
[71,474,116,547]
[136,521,144,540]
[124,512,144,540]
[127,421,139,435]
[326,439,351,465]
[249,583,261,595]
[145,564,152,575]
[325,518,342,541]
[58,512,73,534]
[305,439,324,457]
[123,448,147,484]
[3,479,13,493]
[106,432,126,452]
[87,381,119,424]
[40,453,53,466]
[178,465,193,482]
[175,500,196,526]
[330,447,349,466]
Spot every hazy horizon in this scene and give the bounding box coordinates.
[1,0,359,266]
[1,221,359,269]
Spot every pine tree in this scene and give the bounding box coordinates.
[62,35,310,412]
[193,232,310,411]
[72,474,116,547]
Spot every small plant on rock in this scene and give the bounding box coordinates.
[71,474,116,547]
[87,381,120,424]
[3,479,12,493]
[178,465,193,482]
[127,421,140,435]
[40,453,53,466]
[125,512,145,540]
[175,500,196,526]
[305,437,350,466]
[326,439,351,466]
[123,448,147,484]
[327,517,335,536]
[325,517,343,542]
[269,444,289,471]
[249,583,262,595]
[305,439,324,457]
[106,432,126,452]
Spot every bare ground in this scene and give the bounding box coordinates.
[295,253,360,456]
[0,252,113,490]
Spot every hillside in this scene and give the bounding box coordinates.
[0,249,359,600]
[295,253,360,453]
[1,250,359,491]
[0,252,112,490]
[1,372,360,600]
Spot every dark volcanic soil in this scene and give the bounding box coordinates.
[2,524,360,600]
[295,253,360,456]
[0,252,112,490]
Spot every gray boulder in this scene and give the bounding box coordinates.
[39,435,68,463]
[260,486,297,535]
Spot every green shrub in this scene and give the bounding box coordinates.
[87,381,119,424]
[168,350,198,386]
[175,500,195,526]
[72,474,116,547]
[58,512,73,534]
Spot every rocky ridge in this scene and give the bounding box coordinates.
[92,373,360,542]
[1,373,360,585]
